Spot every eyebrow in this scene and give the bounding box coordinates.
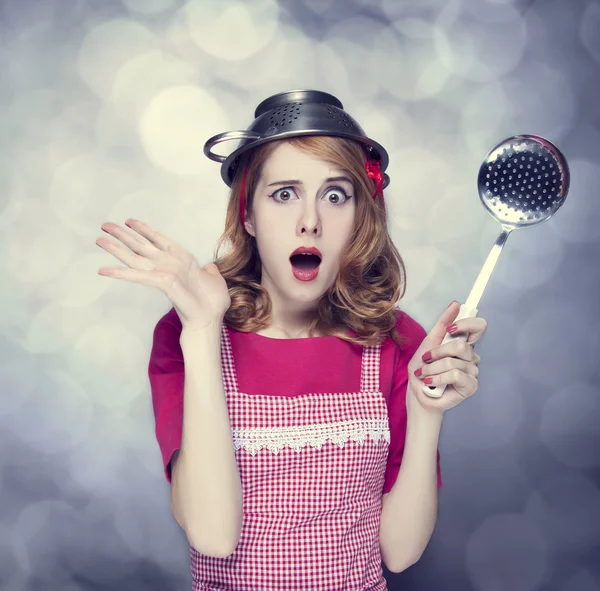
[266,176,354,187]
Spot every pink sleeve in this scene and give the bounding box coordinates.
[382,312,443,494]
[148,309,184,484]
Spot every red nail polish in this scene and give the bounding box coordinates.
[424,377,433,385]
[422,351,432,363]
[447,324,457,333]
[414,368,422,377]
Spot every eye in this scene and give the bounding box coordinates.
[324,186,352,204]
[269,187,298,203]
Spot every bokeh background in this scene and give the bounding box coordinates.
[2,0,600,589]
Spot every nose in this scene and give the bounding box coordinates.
[298,202,321,236]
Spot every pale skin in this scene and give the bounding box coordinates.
[379,301,486,572]
[95,141,488,572]
[242,142,357,338]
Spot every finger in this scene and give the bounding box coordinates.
[98,265,165,288]
[415,357,479,379]
[449,337,476,362]
[421,369,478,398]
[424,301,462,345]
[466,331,483,346]
[96,236,154,271]
[423,337,476,364]
[101,222,159,259]
[447,317,487,345]
[124,219,177,252]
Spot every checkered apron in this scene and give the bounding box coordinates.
[190,325,390,591]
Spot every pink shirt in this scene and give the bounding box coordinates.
[149,308,442,493]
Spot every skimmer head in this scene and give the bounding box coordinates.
[477,134,570,229]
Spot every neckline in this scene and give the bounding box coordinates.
[229,326,336,342]
[221,324,382,394]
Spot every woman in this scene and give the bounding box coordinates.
[96,90,486,590]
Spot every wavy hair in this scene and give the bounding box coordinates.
[212,135,408,347]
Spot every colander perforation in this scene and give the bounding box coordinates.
[325,106,354,128]
[268,104,302,128]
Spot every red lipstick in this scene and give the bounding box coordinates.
[289,246,322,282]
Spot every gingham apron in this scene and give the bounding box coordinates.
[190,325,391,591]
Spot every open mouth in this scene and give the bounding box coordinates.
[289,253,321,271]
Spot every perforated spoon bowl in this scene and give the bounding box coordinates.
[424,134,570,398]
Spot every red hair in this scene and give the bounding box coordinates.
[212,135,408,347]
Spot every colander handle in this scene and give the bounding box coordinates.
[203,131,263,163]
[422,303,479,399]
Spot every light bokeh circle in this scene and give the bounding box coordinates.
[78,20,158,99]
[139,85,228,175]
[465,513,548,591]
[517,301,600,389]
[110,50,198,119]
[435,2,527,82]
[122,0,177,14]
[182,0,279,61]
[580,2,600,65]
[539,381,600,469]
[547,160,600,244]
[525,471,600,553]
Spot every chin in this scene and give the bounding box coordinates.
[288,290,322,304]
[263,265,333,306]
[285,276,330,303]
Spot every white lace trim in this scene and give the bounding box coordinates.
[232,419,390,455]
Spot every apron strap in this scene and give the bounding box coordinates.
[220,322,239,394]
[360,343,382,392]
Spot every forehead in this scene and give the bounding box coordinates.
[259,142,347,179]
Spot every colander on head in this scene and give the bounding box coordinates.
[203,89,390,189]
[423,134,571,398]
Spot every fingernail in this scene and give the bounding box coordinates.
[414,367,422,377]
[424,377,433,385]
[447,324,457,333]
[422,351,432,363]
[448,300,457,308]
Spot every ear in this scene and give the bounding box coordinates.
[244,214,255,237]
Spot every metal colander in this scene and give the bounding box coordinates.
[203,89,390,188]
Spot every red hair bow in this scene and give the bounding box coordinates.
[365,159,385,200]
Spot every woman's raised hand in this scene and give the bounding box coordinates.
[96,219,231,330]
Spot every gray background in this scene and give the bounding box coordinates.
[1,0,600,589]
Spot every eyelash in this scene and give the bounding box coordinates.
[268,186,353,204]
